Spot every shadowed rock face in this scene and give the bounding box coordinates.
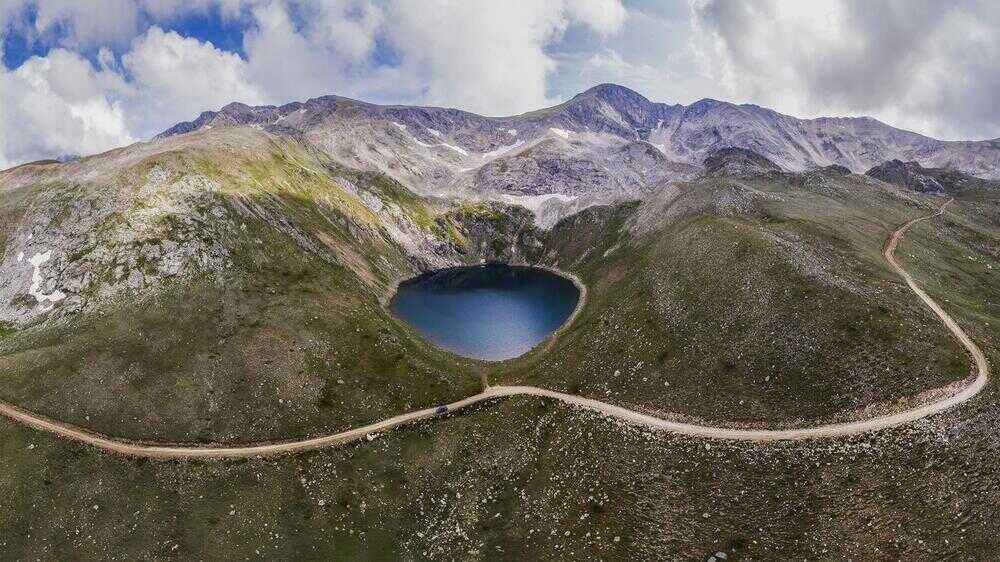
[819,164,852,176]
[704,147,782,178]
[865,160,946,193]
[865,159,1000,194]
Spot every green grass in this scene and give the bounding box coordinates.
[493,177,972,425]
[0,145,481,443]
[3,376,1000,560]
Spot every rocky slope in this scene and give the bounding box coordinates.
[157,83,1000,202]
[865,159,1000,194]
[704,147,782,178]
[0,126,570,443]
[0,127,557,327]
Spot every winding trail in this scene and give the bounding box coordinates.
[0,198,989,458]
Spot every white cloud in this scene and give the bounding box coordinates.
[122,26,266,122]
[4,0,250,52]
[0,0,24,32]
[0,0,631,166]
[383,1,569,115]
[579,48,664,94]
[299,0,382,63]
[0,24,267,168]
[241,1,335,105]
[6,0,996,169]
[239,0,627,116]
[0,49,133,168]
[691,0,1000,140]
[139,0,244,22]
[31,0,141,49]
[565,0,628,36]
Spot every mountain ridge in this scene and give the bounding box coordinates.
[155,83,1000,189]
[161,84,916,141]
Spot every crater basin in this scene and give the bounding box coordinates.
[389,264,580,361]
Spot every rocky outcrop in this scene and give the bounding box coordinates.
[441,202,545,265]
[864,159,999,194]
[818,164,852,176]
[865,160,945,193]
[474,142,613,197]
[704,148,782,178]
[0,167,236,324]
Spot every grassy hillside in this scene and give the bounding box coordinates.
[3,360,1000,560]
[497,174,974,426]
[0,130,486,442]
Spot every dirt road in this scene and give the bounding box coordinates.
[0,198,988,457]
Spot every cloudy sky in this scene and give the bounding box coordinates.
[1,0,998,168]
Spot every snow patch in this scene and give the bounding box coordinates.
[427,128,442,137]
[17,251,24,262]
[500,193,577,214]
[391,121,407,131]
[409,135,469,156]
[439,143,469,156]
[549,127,571,139]
[507,128,517,136]
[276,108,305,123]
[27,250,66,307]
[481,140,524,160]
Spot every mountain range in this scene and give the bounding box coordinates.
[159,82,1000,198]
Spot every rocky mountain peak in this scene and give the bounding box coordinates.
[219,101,254,113]
[704,147,782,178]
[865,159,998,194]
[865,159,946,193]
[684,98,727,118]
[819,164,852,176]
[574,83,652,106]
[557,83,665,137]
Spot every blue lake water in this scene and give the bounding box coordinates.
[389,264,580,361]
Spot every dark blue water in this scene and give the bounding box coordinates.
[389,264,580,361]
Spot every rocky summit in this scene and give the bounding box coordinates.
[703,147,783,178]
[865,158,1000,194]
